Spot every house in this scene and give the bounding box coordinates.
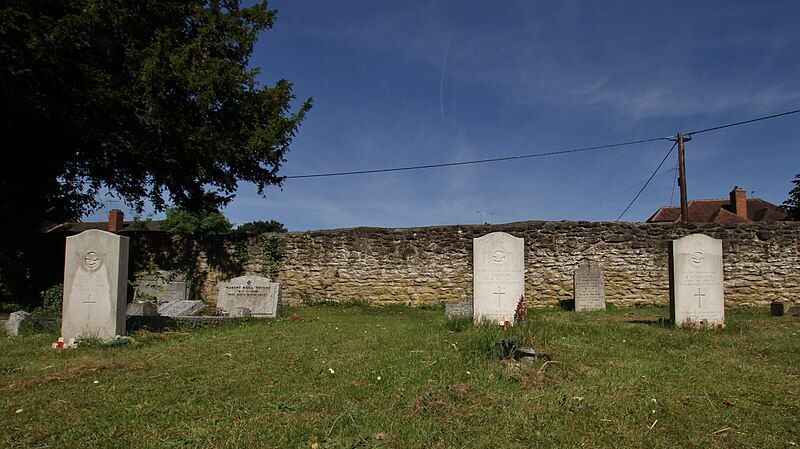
[44,209,163,234]
[646,186,787,223]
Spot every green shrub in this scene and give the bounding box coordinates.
[161,208,232,236]
[32,284,63,318]
[259,235,285,279]
[236,220,287,235]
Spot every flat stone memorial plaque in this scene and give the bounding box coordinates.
[61,230,129,340]
[134,270,188,302]
[670,233,724,326]
[218,275,280,318]
[473,232,524,325]
[574,262,606,312]
[157,300,205,317]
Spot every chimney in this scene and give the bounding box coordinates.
[108,209,124,233]
[729,186,748,220]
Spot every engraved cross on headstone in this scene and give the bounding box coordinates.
[493,287,506,308]
[693,288,706,309]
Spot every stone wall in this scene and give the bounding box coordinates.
[235,221,798,308]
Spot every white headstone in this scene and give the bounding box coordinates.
[670,233,724,326]
[61,230,129,340]
[218,275,280,317]
[574,261,606,312]
[473,232,525,325]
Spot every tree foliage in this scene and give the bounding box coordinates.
[161,208,233,236]
[779,173,800,221]
[236,220,287,235]
[0,0,311,299]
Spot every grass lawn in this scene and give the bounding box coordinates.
[1,305,799,448]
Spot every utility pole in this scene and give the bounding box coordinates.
[676,133,691,223]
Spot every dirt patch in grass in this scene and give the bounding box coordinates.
[508,360,573,389]
[450,382,474,401]
[413,382,499,416]
[1,360,153,391]
[414,387,452,414]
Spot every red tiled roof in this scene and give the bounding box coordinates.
[44,220,163,233]
[711,208,748,224]
[647,198,786,223]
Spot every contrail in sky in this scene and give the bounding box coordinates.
[439,31,454,118]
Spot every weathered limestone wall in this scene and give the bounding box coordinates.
[257,221,798,307]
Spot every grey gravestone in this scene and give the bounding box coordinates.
[62,230,129,341]
[445,300,473,319]
[670,233,724,326]
[574,262,606,312]
[217,275,280,318]
[134,271,188,302]
[126,301,159,316]
[4,311,31,336]
[230,307,251,318]
[157,300,205,317]
[473,232,525,325]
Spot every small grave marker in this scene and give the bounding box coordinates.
[573,261,606,312]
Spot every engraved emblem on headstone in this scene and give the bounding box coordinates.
[689,251,705,267]
[693,288,706,309]
[74,250,107,304]
[493,287,506,307]
[492,250,506,263]
[83,251,102,271]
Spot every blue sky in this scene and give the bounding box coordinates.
[87,0,800,230]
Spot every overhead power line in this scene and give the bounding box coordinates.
[557,167,677,220]
[284,136,671,179]
[687,108,800,136]
[284,106,800,179]
[669,162,679,206]
[616,141,678,221]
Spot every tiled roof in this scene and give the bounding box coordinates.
[647,198,786,223]
[710,208,748,224]
[45,220,163,233]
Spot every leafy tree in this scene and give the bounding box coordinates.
[779,173,800,221]
[236,220,287,235]
[161,208,233,236]
[0,0,311,300]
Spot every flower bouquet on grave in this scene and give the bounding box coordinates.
[514,295,530,326]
